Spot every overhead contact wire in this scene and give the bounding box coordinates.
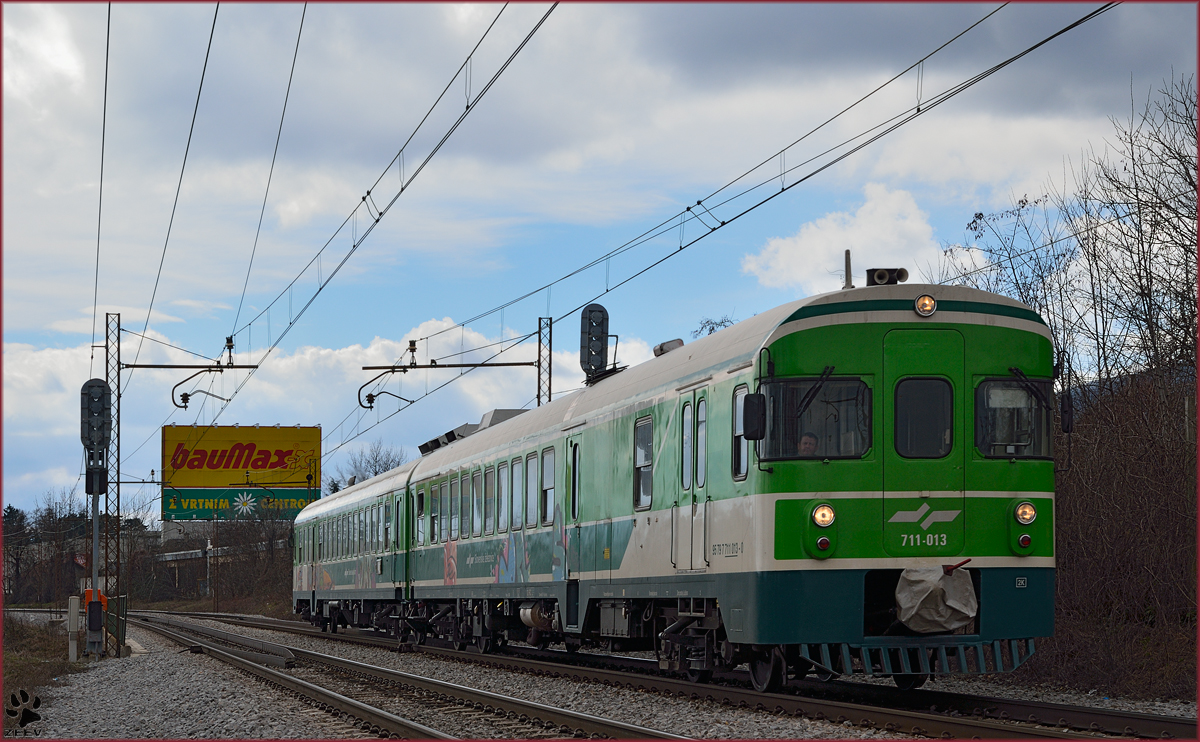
[127,2,220,387]
[231,3,307,335]
[330,3,1118,455]
[207,4,557,427]
[90,3,112,377]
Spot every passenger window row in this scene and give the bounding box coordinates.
[413,447,555,546]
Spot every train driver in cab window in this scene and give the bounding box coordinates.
[797,432,818,457]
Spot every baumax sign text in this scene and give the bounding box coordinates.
[162,425,321,490]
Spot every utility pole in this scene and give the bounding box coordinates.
[538,317,552,406]
[103,313,121,657]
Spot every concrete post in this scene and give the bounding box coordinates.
[68,595,80,662]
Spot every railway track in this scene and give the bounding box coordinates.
[130,613,684,740]
[136,610,1197,739]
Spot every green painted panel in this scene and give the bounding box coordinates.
[774,495,1054,560]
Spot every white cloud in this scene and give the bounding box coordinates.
[742,183,940,293]
[3,6,86,109]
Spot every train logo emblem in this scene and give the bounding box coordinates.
[888,503,961,531]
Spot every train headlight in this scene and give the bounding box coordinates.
[812,504,836,528]
[914,295,937,317]
[1015,501,1037,525]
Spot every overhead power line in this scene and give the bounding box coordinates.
[127,2,220,388]
[412,2,1013,346]
[231,3,308,335]
[200,4,558,429]
[116,4,561,475]
[333,2,1119,459]
[228,3,518,341]
[90,3,112,378]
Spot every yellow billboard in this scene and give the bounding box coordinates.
[161,424,320,489]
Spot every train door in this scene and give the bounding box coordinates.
[882,329,967,557]
[564,437,582,629]
[691,393,709,570]
[394,490,409,598]
[674,391,707,570]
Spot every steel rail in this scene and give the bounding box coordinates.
[128,616,454,740]
[143,611,1197,740]
[134,613,684,740]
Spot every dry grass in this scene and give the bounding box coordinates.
[1,612,89,733]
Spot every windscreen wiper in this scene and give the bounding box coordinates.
[796,366,835,420]
[1008,366,1052,411]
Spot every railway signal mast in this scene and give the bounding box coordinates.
[80,378,111,658]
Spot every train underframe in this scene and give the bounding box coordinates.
[295,590,1035,692]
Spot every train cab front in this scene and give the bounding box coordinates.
[737,283,1057,690]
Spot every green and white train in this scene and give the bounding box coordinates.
[293,273,1057,690]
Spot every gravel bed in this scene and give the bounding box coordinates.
[179,617,908,739]
[840,672,1197,719]
[19,611,1195,739]
[23,618,372,739]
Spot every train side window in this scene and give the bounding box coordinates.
[635,416,653,509]
[497,463,509,533]
[697,399,707,488]
[895,377,953,458]
[525,453,539,528]
[416,489,425,545]
[682,402,693,491]
[569,442,580,521]
[472,470,484,537]
[384,500,391,550]
[450,476,460,539]
[541,447,555,526]
[732,386,749,480]
[512,457,525,529]
[439,481,449,542]
[460,473,472,538]
[485,467,496,534]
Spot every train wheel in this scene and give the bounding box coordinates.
[685,668,713,684]
[748,647,785,693]
[474,635,493,654]
[892,673,927,690]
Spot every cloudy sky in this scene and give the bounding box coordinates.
[3,2,1195,519]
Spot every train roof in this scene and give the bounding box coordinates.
[295,283,1044,522]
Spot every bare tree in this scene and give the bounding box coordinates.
[326,439,408,493]
[935,75,1197,699]
[692,314,737,338]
